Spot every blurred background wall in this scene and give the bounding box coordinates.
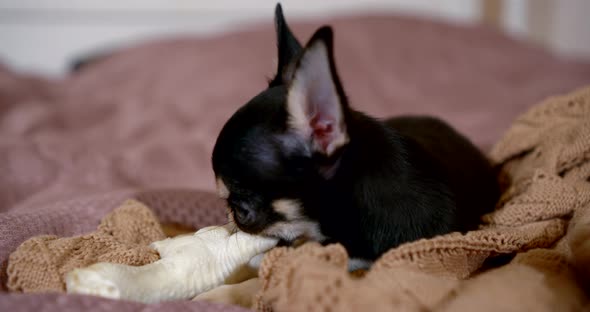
[0,0,588,76]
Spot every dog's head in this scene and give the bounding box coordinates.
[212,4,350,242]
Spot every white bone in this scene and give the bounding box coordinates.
[65,224,278,304]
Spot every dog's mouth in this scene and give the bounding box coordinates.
[227,207,326,244]
[277,238,295,247]
[231,221,308,247]
[266,229,312,248]
[259,219,327,245]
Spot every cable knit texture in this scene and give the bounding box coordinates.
[255,86,590,312]
[6,199,165,293]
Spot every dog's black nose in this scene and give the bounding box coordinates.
[233,203,257,227]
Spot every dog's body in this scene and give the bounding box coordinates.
[212,4,499,263]
[297,113,499,260]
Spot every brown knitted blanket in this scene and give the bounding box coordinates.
[6,200,165,293]
[254,86,590,311]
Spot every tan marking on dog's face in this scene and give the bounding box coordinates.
[267,199,326,242]
[271,199,303,221]
[216,178,230,199]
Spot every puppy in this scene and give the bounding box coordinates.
[212,4,500,267]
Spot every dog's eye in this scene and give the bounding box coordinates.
[228,202,242,213]
[227,197,250,212]
[226,198,240,210]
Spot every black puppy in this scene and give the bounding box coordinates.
[212,4,499,267]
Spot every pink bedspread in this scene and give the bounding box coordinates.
[1,13,590,311]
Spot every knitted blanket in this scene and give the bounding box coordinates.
[254,86,590,311]
[6,200,165,293]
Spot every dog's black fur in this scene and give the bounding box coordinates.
[212,4,500,261]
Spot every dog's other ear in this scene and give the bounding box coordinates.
[286,26,349,160]
[269,3,302,87]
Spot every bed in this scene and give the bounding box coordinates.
[1,13,590,311]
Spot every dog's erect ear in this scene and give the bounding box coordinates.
[269,3,302,87]
[286,26,349,160]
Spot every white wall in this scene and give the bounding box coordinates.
[0,0,482,76]
[550,0,590,59]
[0,0,588,77]
[499,0,590,61]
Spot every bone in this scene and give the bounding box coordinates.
[65,224,278,303]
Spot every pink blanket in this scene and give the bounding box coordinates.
[2,13,590,311]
